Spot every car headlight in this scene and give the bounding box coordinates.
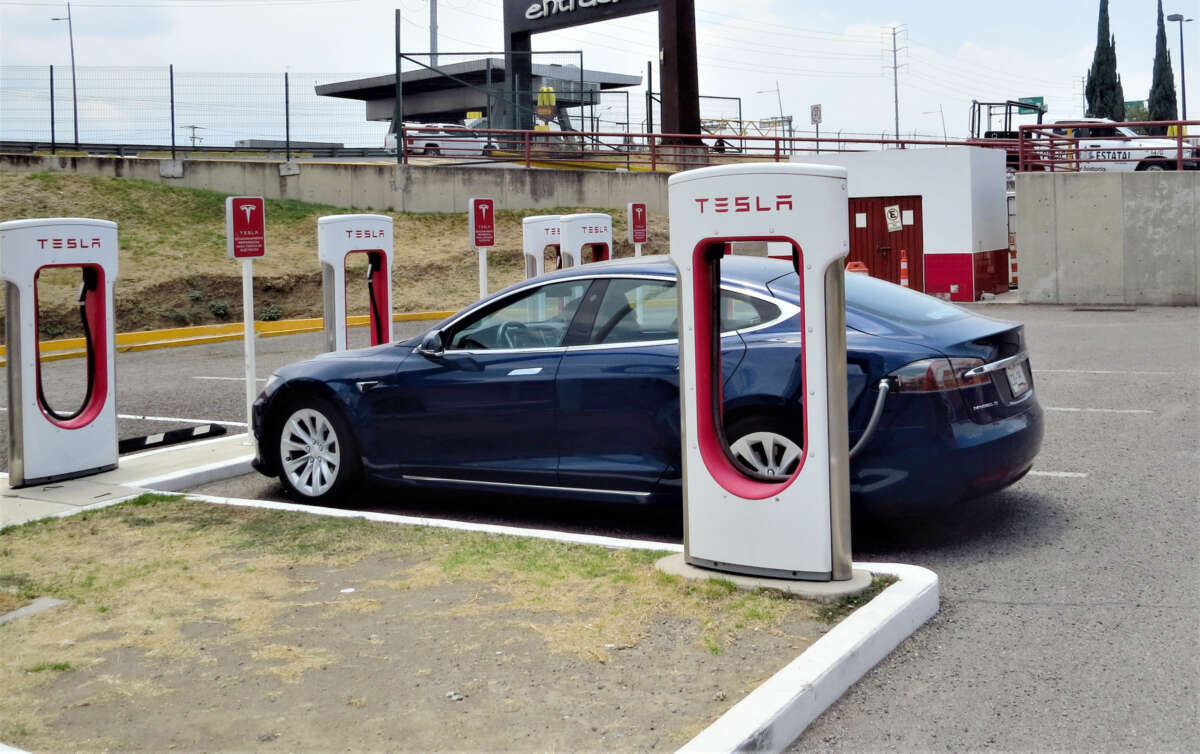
[261,373,281,397]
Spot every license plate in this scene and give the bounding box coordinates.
[1005,361,1030,397]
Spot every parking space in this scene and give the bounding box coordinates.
[4,302,1196,749]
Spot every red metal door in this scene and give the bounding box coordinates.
[847,196,924,291]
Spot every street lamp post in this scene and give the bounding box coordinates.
[1167,13,1192,120]
[50,2,78,149]
[756,82,787,152]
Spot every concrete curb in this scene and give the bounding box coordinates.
[679,562,939,753]
[125,454,255,492]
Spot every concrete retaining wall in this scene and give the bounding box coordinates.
[0,153,670,214]
[1015,171,1198,305]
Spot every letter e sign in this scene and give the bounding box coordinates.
[884,204,903,233]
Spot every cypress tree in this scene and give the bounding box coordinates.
[1148,0,1178,128]
[1085,0,1127,120]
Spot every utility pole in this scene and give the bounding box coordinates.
[429,0,438,67]
[888,26,907,141]
[50,2,78,149]
[181,125,204,147]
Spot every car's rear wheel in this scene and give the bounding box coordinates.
[1137,160,1171,171]
[726,416,804,479]
[425,144,441,156]
[275,395,361,505]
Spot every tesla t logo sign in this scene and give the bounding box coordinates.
[693,195,794,214]
[225,196,265,259]
[627,202,647,243]
[469,198,495,247]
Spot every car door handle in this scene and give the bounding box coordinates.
[507,367,543,376]
[356,380,381,392]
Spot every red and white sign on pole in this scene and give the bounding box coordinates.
[225,196,265,432]
[469,197,494,298]
[225,196,265,258]
[626,202,648,256]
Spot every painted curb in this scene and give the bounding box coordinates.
[679,562,939,753]
[124,455,256,492]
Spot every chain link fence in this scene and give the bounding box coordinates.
[0,66,390,149]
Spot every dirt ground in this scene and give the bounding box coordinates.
[0,496,881,752]
[0,171,671,338]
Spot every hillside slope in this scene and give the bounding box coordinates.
[0,172,668,337]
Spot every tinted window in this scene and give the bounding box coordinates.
[449,279,589,350]
[589,279,677,345]
[721,290,780,331]
[844,273,968,326]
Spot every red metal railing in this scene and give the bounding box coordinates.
[397,123,1022,172]
[1017,120,1198,172]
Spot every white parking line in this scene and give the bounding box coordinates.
[1034,369,1176,376]
[193,376,268,382]
[1029,470,1088,478]
[1044,407,1154,414]
[0,407,247,427]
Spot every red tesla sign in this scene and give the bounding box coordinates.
[627,202,648,244]
[225,196,265,259]
[469,198,495,247]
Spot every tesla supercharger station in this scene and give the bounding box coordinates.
[0,218,119,487]
[317,214,394,352]
[521,215,560,278]
[670,163,853,581]
[558,213,612,268]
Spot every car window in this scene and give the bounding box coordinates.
[843,272,969,327]
[721,290,780,331]
[585,279,783,346]
[589,279,678,345]
[449,279,590,350]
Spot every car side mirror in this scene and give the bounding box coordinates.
[416,330,445,357]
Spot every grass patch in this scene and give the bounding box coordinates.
[24,661,72,673]
[816,574,899,624]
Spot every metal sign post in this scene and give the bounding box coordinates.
[469,198,495,298]
[669,163,852,581]
[225,196,265,431]
[627,202,648,256]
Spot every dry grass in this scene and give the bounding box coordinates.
[0,171,671,336]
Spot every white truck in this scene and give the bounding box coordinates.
[1050,118,1198,172]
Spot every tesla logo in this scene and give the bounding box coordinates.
[478,204,490,219]
[694,195,794,213]
[635,207,643,220]
[579,225,607,234]
[525,0,619,21]
[239,203,257,223]
[36,237,102,249]
[544,227,560,236]
[344,229,385,239]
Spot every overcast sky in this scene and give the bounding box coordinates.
[1,0,1195,139]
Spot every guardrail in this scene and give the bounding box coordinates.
[396,125,1005,172]
[1017,120,1199,172]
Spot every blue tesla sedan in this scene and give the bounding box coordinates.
[251,256,1043,511]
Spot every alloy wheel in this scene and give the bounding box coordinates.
[280,408,341,498]
[729,431,802,478]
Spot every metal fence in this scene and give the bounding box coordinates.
[1016,120,1199,172]
[0,66,388,154]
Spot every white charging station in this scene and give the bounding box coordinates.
[521,214,560,278]
[559,213,612,268]
[317,214,394,352]
[669,163,853,581]
[0,218,119,487]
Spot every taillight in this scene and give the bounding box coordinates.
[889,358,989,393]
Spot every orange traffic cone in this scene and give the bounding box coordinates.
[899,249,910,287]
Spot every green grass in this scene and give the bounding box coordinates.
[24,662,72,674]
[815,575,899,624]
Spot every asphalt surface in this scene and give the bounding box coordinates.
[5,303,1198,750]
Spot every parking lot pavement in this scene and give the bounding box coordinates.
[6,303,1197,749]
[793,303,1200,752]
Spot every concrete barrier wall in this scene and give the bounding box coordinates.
[0,154,670,215]
[1016,171,1198,305]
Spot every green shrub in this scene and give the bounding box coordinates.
[259,304,282,322]
[208,299,230,317]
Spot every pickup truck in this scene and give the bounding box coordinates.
[1050,119,1198,172]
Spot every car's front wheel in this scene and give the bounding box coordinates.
[275,396,361,505]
